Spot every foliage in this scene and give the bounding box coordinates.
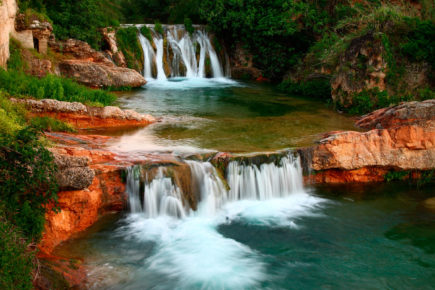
[154,20,164,35]
[7,38,27,72]
[401,20,435,69]
[0,92,26,135]
[30,116,75,133]
[0,127,58,240]
[19,0,122,49]
[121,0,201,24]
[0,212,34,290]
[279,78,331,99]
[140,25,152,41]
[0,69,116,106]
[184,17,194,35]
[384,170,410,182]
[116,27,144,71]
[199,0,331,80]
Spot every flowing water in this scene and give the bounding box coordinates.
[56,27,435,289]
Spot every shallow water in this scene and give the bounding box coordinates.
[59,78,434,289]
[112,78,357,153]
[56,183,435,289]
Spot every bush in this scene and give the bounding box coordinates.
[30,116,75,132]
[0,127,58,240]
[0,212,34,290]
[0,92,26,135]
[279,78,331,99]
[140,25,152,41]
[0,69,116,106]
[116,27,144,71]
[184,17,194,35]
[154,20,164,35]
[401,20,435,68]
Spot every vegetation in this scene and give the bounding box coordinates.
[30,116,75,132]
[140,25,152,41]
[116,27,144,72]
[19,0,122,49]
[0,69,116,106]
[279,79,331,99]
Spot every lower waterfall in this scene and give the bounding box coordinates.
[126,153,308,218]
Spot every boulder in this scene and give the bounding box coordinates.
[58,60,146,88]
[52,152,95,190]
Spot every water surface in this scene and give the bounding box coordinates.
[113,78,356,153]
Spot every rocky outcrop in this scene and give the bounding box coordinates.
[50,39,146,88]
[52,153,95,190]
[58,60,146,88]
[13,12,53,54]
[11,98,156,129]
[102,27,127,68]
[331,33,387,107]
[307,100,435,183]
[39,136,132,254]
[0,0,17,68]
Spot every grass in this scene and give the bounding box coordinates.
[30,116,75,133]
[116,27,144,72]
[0,69,116,106]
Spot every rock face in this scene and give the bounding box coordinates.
[50,39,146,88]
[11,98,156,129]
[0,0,17,68]
[40,138,131,254]
[102,27,127,68]
[308,100,435,183]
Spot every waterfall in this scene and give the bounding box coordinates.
[136,24,228,80]
[138,33,155,79]
[126,153,305,218]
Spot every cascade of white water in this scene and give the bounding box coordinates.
[136,24,227,79]
[126,153,304,219]
[153,35,167,81]
[226,155,304,201]
[138,32,155,79]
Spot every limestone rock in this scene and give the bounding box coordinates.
[52,152,95,190]
[311,101,435,173]
[58,60,146,88]
[0,0,17,68]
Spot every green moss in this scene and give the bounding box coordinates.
[154,21,164,35]
[140,25,152,42]
[116,27,144,72]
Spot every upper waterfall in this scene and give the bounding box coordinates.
[134,24,229,80]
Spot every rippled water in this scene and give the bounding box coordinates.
[110,78,357,153]
[56,183,435,289]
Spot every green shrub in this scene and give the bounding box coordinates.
[0,69,116,106]
[0,127,58,241]
[184,17,194,35]
[140,25,152,41]
[30,116,75,132]
[116,27,144,71]
[154,20,164,35]
[7,38,27,72]
[279,79,331,99]
[0,92,26,135]
[401,20,435,68]
[0,211,34,290]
